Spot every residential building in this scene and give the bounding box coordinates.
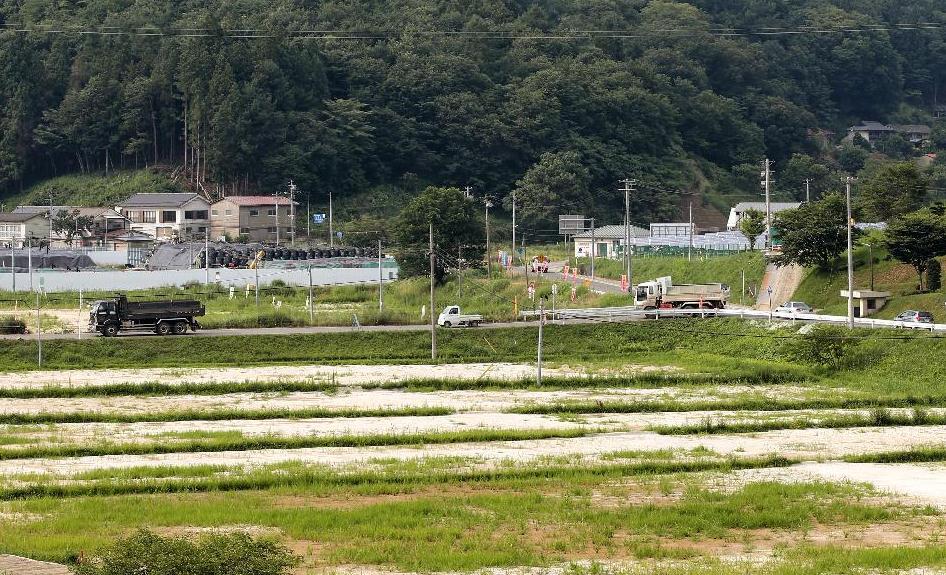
[209,196,297,243]
[0,212,49,248]
[573,224,650,259]
[12,205,129,246]
[727,202,801,231]
[847,121,931,145]
[115,193,210,240]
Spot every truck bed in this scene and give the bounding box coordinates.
[124,300,205,319]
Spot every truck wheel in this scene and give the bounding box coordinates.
[172,321,188,335]
[156,322,171,336]
[102,324,118,337]
[443,321,452,328]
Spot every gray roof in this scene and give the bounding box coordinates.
[731,202,801,213]
[13,205,126,219]
[574,224,650,239]
[117,193,203,208]
[0,212,45,223]
[851,121,896,132]
[893,124,932,134]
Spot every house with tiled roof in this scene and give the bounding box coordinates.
[115,193,210,240]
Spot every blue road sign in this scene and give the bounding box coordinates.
[313,213,326,224]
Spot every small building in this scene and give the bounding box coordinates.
[727,202,801,231]
[573,224,650,259]
[847,121,931,145]
[0,212,49,247]
[209,196,297,243]
[115,193,210,241]
[840,289,892,318]
[12,205,129,246]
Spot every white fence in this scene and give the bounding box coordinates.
[0,265,399,293]
[520,305,946,333]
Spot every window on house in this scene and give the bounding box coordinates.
[267,208,277,217]
[184,210,208,220]
[141,211,157,223]
[224,209,232,216]
[268,227,277,234]
[211,209,219,216]
[249,209,259,217]
[239,227,250,234]
[160,211,177,223]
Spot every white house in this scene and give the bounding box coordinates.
[0,212,49,248]
[573,224,650,259]
[115,193,211,240]
[727,202,801,230]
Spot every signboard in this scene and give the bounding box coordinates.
[336,231,343,239]
[312,213,326,224]
[558,214,589,236]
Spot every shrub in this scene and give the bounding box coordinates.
[927,258,942,291]
[73,529,298,575]
[0,316,26,335]
[785,325,860,370]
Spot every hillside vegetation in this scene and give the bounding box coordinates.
[3,0,946,228]
[0,169,183,208]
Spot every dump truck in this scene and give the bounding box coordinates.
[89,294,205,337]
[634,276,729,309]
[437,305,484,327]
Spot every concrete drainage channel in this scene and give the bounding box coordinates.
[0,555,70,575]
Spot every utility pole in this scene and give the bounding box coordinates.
[288,180,297,247]
[511,190,516,269]
[457,244,462,297]
[10,245,15,294]
[35,292,42,367]
[48,194,53,242]
[306,193,311,239]
[329,191,334,248]
[688,200,693,262]
[868,243,875,291]
[378,239,384,310]
[485,198,492,277]
[204,231,209,286]
[274,193,280,247]
[463,186,472,199]
[429,223,437,361]
[762,159,773,250]
[537,297,544,386]
[804,178,811,203]
[308,265,314,326]
[590,218,596,281]
[845,176,856,330]
[620,178,636,292]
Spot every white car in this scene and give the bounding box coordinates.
[774,301,812,315]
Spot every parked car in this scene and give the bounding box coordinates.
[773,301,812,315]
[894,310,934,326]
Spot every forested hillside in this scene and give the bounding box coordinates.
[2,0,946,229]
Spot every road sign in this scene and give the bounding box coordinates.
[551,284,558,296]
[336,231,343,239]
[312,213,326,224]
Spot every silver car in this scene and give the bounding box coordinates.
[895,310,934,325]
[774,301,812,315]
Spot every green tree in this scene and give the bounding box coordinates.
[392,186,484,282]
[884,210,946,290]
[51,209,95,246]
[737,208,766,250]
[927,258,942,291]
[837,146,869,173]
[74,529,297,575]
[778,153,836,201]
[857,162,927,222]
[775,193,857,270]
[506,151,590,228]
[874,133,915,160]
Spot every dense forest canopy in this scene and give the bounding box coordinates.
[2,0,946,230]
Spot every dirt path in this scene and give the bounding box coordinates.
[0,362,673,390]
[756,263,805,310]
[0,555,70,575]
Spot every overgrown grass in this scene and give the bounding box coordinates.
[511,396,946,415]
[0,380,339,399]
[3,456,908,571]
[1,169,182,207]
[844,446,946,464]
[651,408,946,435]
[0,428,593,461]
[0,406,454,425]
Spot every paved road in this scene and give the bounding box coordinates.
[0,321,538,341]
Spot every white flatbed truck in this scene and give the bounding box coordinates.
[634,276,729,309]
[437,305,484,327]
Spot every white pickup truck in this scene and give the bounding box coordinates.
[437,305,484,327]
